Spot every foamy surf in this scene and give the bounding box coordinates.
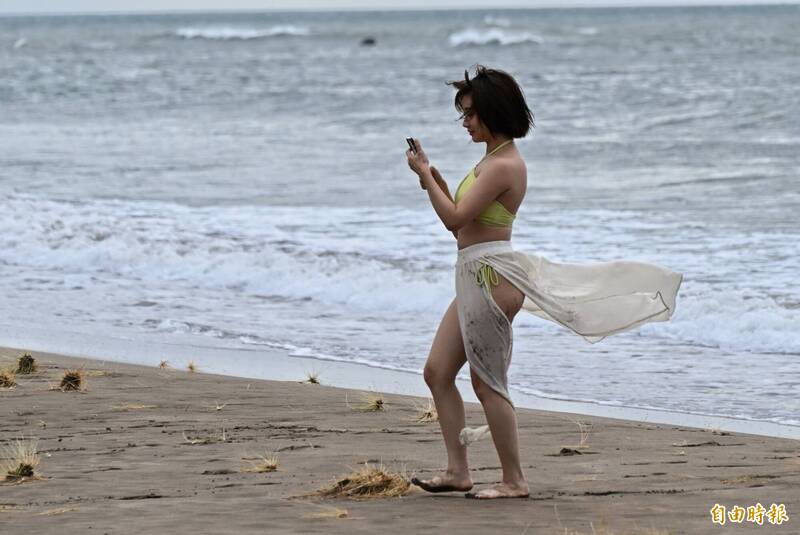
[174,25,309,40]
[448,27,543,47]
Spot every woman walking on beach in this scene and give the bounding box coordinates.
[405,65,682,500]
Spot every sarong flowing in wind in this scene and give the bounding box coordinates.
[454,240,683,445]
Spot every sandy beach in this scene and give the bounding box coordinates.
[1,346,797,534]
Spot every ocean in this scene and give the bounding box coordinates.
[1,5,798,430]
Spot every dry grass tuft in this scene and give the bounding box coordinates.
[411,398,438,423]
[551,503,676,535]
[346,391,386,412]
[111,403,157,411]
[313,462,410,500]
[1,436,41,482]
[158,360,169,369]
[37,506,79,516]
[209,401,227,411]
[564,416,593,449]
[241,453,278,473]
[187,361,197,373]
[0,368,16,388]
[304,368,321,384]
[181,427,228,445]
[59,368,85,391]
[15,353,38,374]
[305,506,349,519]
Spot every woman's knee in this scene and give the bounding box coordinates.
[424,363,456,390]
[469,368,494,400]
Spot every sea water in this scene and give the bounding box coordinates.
[1,6,798,429]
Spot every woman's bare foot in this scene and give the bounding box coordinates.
[465,481,529,499]
[411,470,473,493]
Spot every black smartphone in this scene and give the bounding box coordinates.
[406,137,417,154]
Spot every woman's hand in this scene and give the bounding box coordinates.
[419,165,448,191]
[406,138,430,178]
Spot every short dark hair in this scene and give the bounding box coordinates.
[446,64,534,139]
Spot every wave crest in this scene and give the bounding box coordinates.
[174,25,310,41]
[483,15,511,27]
[449,27,543,47]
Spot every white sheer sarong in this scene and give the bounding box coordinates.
[454,240,683,445]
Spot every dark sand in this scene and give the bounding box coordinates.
[1,347,798,534]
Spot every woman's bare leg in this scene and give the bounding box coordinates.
[467,272,529,498]
[469,370,529,498]
[414,297,472,491]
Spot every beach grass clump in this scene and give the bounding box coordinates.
[36,506,80,516]
[0,368,16,388]
[158,360,169,369]
[313,462,410,500]
[182,426,228,445]
[554,505,676,535]
[15,353,38,374]
[564,416,592,449]
[412,398,438,423]
[304,369,321,384]
[111,403,157,411]
[187,361,197,373]
[347,391,386,412]
[1,436,40,482]
[305,506,349,519]
[59,368,85,391]
[241,453,278,473]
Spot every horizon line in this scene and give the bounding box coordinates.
[1,1,798,18]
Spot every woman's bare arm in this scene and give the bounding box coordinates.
[425,166,458,239]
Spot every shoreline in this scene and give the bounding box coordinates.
[2,322,799,440]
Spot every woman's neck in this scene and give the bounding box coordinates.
[484,138,514,157]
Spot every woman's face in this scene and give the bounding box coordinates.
[459,93,483,142]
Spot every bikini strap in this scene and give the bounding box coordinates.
[477,139,514,168]
[487,138,514,157]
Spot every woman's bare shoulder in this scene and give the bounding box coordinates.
[503,155,527,192]
[496,153,526,182]
[477,154,525,179]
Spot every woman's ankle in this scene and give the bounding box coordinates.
[445,466,471,478]
[502,476,528,488]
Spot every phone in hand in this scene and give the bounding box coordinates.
[406,137,417,154]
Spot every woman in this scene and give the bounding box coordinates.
[405,65,683,500]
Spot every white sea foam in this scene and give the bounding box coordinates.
[483,15,511,27]
[449,27,543,47]
[639,288,800,355]
[2,193,798,357]
[174,25,310,40]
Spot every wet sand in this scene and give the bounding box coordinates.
[1,346,798,534]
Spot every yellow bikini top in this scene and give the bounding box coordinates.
[453,139,517,228]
